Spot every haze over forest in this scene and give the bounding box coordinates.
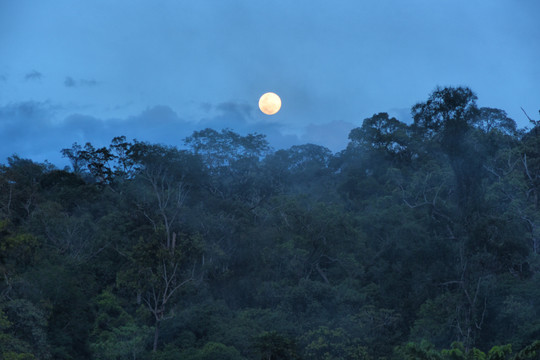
[1,86,540,359]
[2,1,540,358]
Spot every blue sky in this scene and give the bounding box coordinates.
[1,0,539,165]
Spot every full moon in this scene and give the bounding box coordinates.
[258,92,281,115]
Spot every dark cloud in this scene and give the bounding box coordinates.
[0,101,63,164]
[24,70,43,81]
[106,102,134,112]
[216,102,252,118]
[199,101,256,130]
[79,79,97,87]
[62,114,105,139]
[198,102,250,129]
[133,105,184,125]
[0,102,191,165]
[0,101,52,127]
[200,102,212,112]
[0,100,351,166]
[64,76,76,87]
[64,76,98,88]
[60,105,195,150]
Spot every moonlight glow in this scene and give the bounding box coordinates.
[258,92,281,115]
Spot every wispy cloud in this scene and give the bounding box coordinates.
[24,70,43,81]
[64,76,98,88]
[79,79,98,87]
[64,76,76,87]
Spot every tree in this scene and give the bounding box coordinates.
[412,86,478,143]
[254,331,300,360]
[262,144,335,198]
[0,306,36,359]
[90,291,151,360]
[300,326,368,360]
[61,142,115,183]
[475,108,517,136]
[184,128,271,205]
[61,136,141,184]
[184,128,270,173]
[180,342,244,360]
[119,144,204,352]
[0,157,50,223]
[395,340,540,360]
[348,112,409,158]
[0,299,50,359]
[412,86,481,209]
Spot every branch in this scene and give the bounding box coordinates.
[402,198,430,209]
[165,275,194,304]
[315,262,329,284]
[521,107,539,125]
[482,165,501,181]
[440,280,462,287]
[475,296,487,330]
[522,154,538,183]
[163,263,196,304]
[142,295,159,321]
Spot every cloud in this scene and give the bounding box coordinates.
[24,70,43,81]
[0,101,62,164]
[199,101,253,130]
[0,101,52,128]
[0,100,351,167]
[200,102,212,112]
[64,76,98,88]
[216,102,252,119]
[64,76,76,87]
[0,102,202,165]
[62,114,106,139]
[301,120,356,153]
[60,105,196,149]
[79,79,98,87]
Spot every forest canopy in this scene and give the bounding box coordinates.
[1,87,540,359]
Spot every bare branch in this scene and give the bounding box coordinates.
[483,165,501,181]
[521,107,539,125]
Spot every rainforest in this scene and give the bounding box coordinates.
[1,87,540,359]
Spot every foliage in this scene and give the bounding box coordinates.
[1,90,539,358]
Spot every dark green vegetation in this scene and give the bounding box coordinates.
[1,87,540,359]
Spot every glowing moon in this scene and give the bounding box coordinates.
[258,92,281,115]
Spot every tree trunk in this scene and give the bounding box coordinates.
[153,319,160,352]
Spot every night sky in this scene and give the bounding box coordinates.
[1,0,539,165]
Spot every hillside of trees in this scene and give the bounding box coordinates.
[1,87,540,359]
